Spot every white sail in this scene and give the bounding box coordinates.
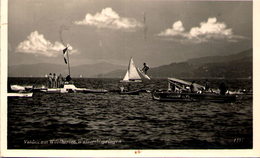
[121,57,142,82]
[122,71,129,81]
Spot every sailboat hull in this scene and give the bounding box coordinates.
[120,80,142,83]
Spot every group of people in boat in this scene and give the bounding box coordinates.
[47,73,73,88]
[169,80,229,95]
[190,81,228,95]
[47,73,64,88]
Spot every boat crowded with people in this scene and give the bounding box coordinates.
[41,74,108,94]
[152,78,237,103]
[40,46,108,94]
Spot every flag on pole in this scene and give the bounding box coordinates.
[63,47,68,64]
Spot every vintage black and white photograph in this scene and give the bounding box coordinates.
[6,0,253,150]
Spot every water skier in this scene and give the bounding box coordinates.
[142,63,150,74]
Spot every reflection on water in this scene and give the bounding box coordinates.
[8,78,252,149]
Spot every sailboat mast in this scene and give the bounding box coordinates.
[66,47,71,76]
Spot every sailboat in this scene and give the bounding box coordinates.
[121,57,142,83]
[119,57,150,95]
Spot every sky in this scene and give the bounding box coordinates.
[8,0,252,67]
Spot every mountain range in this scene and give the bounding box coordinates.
[9,49,252,79]
[149,48,252,79]
[8,62,125,78]
[101,48,252,79]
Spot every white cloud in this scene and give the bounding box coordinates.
[158,17,245,43]
[16,31,77,57]
[74,7,143,30]
[158,21,185,36]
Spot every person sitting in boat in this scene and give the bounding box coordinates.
[120,86,125,92]
[66,74,72,82]
[142,63,150,74]
[219,82,228,95]
[204,79,210,91]
[119,83,130,92]
[168,83,176,92]
[190,81,198,93]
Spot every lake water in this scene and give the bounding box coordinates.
[8,77,252,149]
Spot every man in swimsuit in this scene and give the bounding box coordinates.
[142,63,150,74]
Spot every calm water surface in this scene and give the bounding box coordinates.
[8,78,252,149]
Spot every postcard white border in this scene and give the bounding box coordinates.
[1,0,260,157]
